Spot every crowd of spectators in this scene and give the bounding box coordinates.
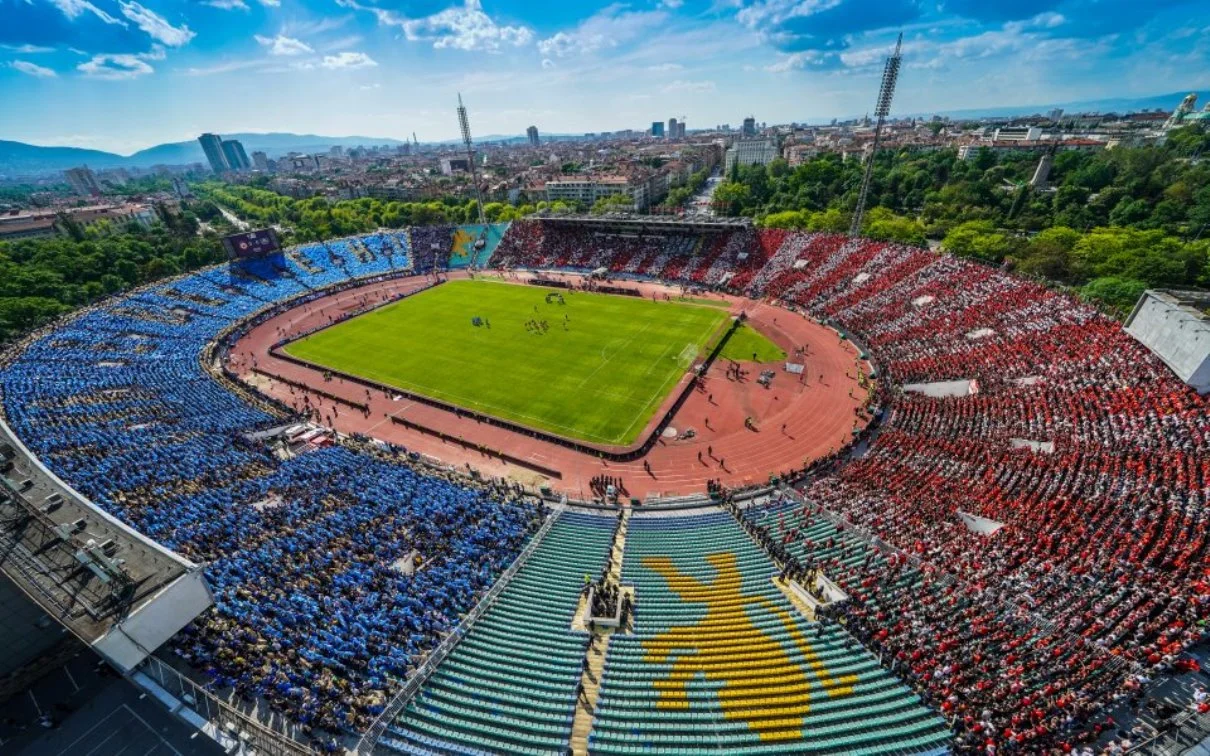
[488,220,1209,752]
[0,231,541,742]
[488,220,765,289]
[731,230,1208,752]
[3,219,1208,751]
[407,226,454,273]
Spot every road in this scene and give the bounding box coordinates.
[684,170,723,218]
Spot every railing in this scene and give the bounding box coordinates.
[355,508,563,753]
[1128,708,1210,755]
[136,654,316,756]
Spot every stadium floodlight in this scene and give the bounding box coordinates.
[849,33,903,237]
[457,93,487,227]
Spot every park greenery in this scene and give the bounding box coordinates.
[713,124,1210,312]
[193,182,540,241]
[0,204,223,343]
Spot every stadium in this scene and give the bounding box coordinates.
[0,215,1207,756]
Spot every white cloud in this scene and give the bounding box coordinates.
[538,6,666,58]
[77,53,155,79]
[661,0,684,7]
[204,0,249,10]
[10,60,57,78]
[183,58,271,76]
[48,0,125,25]
[282,15,352,38]
[359,82,380,90]
[646,62,683,72]
[662,79,716,93]
[322,34,364,52]
[254,34,314,56]
[1,44,55,54]
[258,0,280,5]
[119,1,196,47]
[766,52,812,72]
[1010,12,1066,31]
[321,51,377,69]
[139,44,167,60]
[541,58,555,69]
[340,0,533,52]
[406,0,533,51]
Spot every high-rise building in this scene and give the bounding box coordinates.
[221,139,251,172]
[651,121,665,138]
[677,121,686,140]
[198,133,229,173]
[668,118,678,141]
[1048,108,1065,122]
[742,116,757,137]
[64,166,101,197]
[251,151,270,171]
[526,126,540,147]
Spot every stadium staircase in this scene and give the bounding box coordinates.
[382,512,615,755]
[588,510,951,755]
[570,508,632,755]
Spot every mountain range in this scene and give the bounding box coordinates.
[0,132,406,178]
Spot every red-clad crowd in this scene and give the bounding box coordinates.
[493,219,1209,753]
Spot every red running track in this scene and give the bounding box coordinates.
[227,271,872,500]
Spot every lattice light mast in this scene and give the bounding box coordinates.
[849,33,903,237]
[457,93,487,225]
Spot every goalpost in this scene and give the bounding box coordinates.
[676,343,699,368]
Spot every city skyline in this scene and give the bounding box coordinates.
[1,0,1208,154]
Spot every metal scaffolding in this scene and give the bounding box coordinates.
[849,33,903,237]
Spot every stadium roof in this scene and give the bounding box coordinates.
[0,414,205,652]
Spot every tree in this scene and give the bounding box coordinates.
[1108,198,1150,227]
[591,193,635,214]
[1015,226,1082,282]
[1080,276,1147,313]
[863,207,926,245]
[941,220,1015,262]
[761,210,810,229]
[713,181,751,216]
[806,208,850,233]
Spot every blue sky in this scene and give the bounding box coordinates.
[1,0,1207,154]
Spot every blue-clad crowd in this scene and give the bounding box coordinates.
[0,229,541,738]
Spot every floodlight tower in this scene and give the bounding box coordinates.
[849,33,903,237]
[457,93,487,225]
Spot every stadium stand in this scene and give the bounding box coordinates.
[479,218,1209,752]
[410,225,456,272]
[1,216,1207,755]
[449,223,510,269]
[591,510,950,754]
[0,230,544,745]
[385,511,615,754]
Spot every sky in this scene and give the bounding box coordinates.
[1,0,1208,154]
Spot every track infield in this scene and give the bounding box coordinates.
[284,279,730,445]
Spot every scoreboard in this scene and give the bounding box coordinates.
[222,228,281,260]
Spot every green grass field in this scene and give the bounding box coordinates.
[285,280,730,445]
[718,324,787,363]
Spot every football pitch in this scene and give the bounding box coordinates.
[284,279,730,445]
